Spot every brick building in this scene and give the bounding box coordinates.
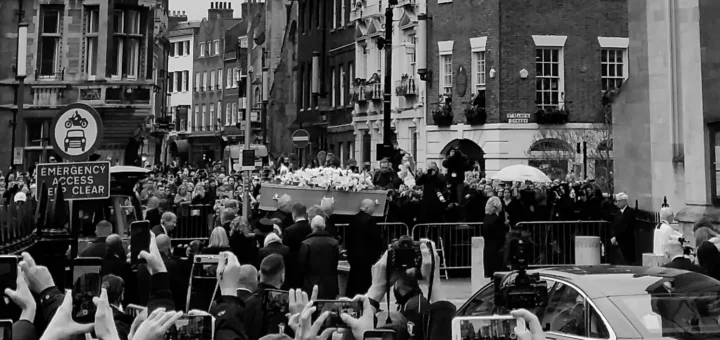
[425,0,627,180]
[295,0,355,166]
[220,20,247,146]
[188,2,240,165]
[0,0,166,171]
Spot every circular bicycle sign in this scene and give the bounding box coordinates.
[50,103,104,160]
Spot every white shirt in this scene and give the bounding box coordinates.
[653,221,683,255]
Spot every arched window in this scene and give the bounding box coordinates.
[528,138,573,181]
[529,138,573,153]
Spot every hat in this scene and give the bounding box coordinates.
[14,192,26,203]
[615,192,628,201]
[264,233,281,247]
[254,218,274,235]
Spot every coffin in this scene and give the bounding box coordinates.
[259,184,388,217]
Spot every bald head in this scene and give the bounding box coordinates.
[156,234,171,255]
[238,265,258,291]
[664,240,684,259]
[311,215,326,231]
[107,234,122,246]
[96,220,112,238]
[360,199,376,214]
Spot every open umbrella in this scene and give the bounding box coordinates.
[491,164,552,183]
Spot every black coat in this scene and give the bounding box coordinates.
[242,283,288,340]
[442,153,469,184]
[663,257,706,274]
[482,213,508,278]
[612,207,637,264]
[345,211,384,297]
[282,219,312,289]
[112,305,133,340]
[299,231,340,299]
[268,210,293,231]
[151,225,166,236]
[211,295,250,340]
[230,232,260,266]
[79,237,107,258]
[146,208,162,229]
[258,242,291,267]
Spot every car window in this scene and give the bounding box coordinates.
[540,282,586,337]
[460,279,556,316]
[589,305,610,339]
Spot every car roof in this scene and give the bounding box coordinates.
[504,265,720,299]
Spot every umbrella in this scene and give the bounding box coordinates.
[491,164,552,183]
[110,165,151,174]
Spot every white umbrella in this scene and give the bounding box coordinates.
[491,164,552,183]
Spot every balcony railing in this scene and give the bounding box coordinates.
[352,85,367,103]
[365,83,383,101]
[31,86,69,108]
[396,0,416,6]
[395,76,418,97]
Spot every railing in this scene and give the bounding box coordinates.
[170,204,214,242]
[365,83,383,101]
[410,220,613,272]
[352,85,367,103]
[395,77,418,97]
[31,86,68,108]
[336,222,410,249]
[0,202,40,255]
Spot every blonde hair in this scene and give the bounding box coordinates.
[695,227,717,246]
[485,196,502,215]
[209,227,230,248]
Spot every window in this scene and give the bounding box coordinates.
[217,69,223,89]
[111,9,143,79]
[202,72,207,91]
[330,67,336,107]
[200,42,205,57]
[231,103,238,125]
[588,305,610,338]
[440,54,453,95]
[362,131,371,164]
[169,42,175,57]
[25,121,46,148]
[601,49,626,91]
[183,71,189,91]
[540,283,586,337]
[185,41,190,55]
[194,72,200,91]
[38,7,62,78]
[299,66,304,109]
[226,103,232,125]
[340,0,345,26]
[348,62,354,97]
[178,42,184,56]
[361,46,368,79]
[85,7,99,78]
[535,48,563,110]
[406,34,417,76]
[202,105,207,130]
[175,71,182,93]
[227,68,233,88]
[410,127,417,162]
[333,0,338,28]
[210,71,216,91]
[711,124,720,204]
[233,67,239,87]
[214,40,220,56]
[340,66,346,106]
[193,105,199,131]
[210,104,215,130]
[471,51,486,94]
[168,72,174,93]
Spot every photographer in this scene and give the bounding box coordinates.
[442,148,471,205]
[415,162,446,223]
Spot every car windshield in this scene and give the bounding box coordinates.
[68,131,84,137]
[611,278,720,339]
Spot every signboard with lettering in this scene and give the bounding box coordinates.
[506,113,531,124]
[36,161,111,200]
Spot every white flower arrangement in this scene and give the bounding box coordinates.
[276,167,376,192]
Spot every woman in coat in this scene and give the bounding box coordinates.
[482,196,508,278]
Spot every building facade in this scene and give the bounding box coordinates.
[424,0,627,183]
[221,21,247,146]
[188,2,240,165]
[295,0,355,166]
[350,0,428,168]
[0,0,164,171]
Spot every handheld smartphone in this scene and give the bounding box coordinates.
[451,315,523,340]
[165,314,213,340]
[0,256,19,293]
[311,300,363,330]
[0,319,12,340]
[71,258,102,324]
[364,329,397,340]
[130,221,151,265]
[262,289,289,314]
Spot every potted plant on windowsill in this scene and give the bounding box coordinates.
[464,91,487,125]
[535,93,570,124]
[432,94,453,126]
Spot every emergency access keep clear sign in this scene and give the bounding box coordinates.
[36,161,111,200]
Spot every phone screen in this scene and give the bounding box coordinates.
[131,221,150,265]
[451,316,518,340]
[0,257,18,292]
[0,320,11,340]
[364,330,396,340]
[312,300,362,330]
[165,315,213,340]
[71,261,101,324]
[262,289,289,314]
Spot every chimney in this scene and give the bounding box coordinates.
[208,1,234,20]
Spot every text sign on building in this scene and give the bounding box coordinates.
[507,113,531,124]
[36,161,111,200]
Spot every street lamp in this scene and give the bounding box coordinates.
[9,21,28,175]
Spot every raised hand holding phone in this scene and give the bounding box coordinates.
[93,288,120,340]
[3,266,35,322]
[138,231,167,275]
[38,292,94,340]
[297,302,336,340]
[18,252,54,295]
[510,309,545,340]
[339,295,375,340]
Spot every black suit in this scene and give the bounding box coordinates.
[243,283,287,340]
[282,219,312,290]
[345,211,384,297]
[79,237,107,258]
[146,208,161,228]
[299,231,340,299]
[151,225,166,236]
[258,242,291,268]
[663,257,706,274]
[612,207,636,264]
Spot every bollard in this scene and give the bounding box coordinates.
[471,237,487,292]
[575,236,601,265]
[642,253,668,267]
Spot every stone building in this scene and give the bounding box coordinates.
[424,0,627,183]
[0,0,167,170]
[614,0,720,231]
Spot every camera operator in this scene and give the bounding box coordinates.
[442,147,471,205]
[415,162,446,223]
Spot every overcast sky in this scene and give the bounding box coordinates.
[170,0,250,21]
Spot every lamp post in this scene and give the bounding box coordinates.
[262,66,269,145]
[10,20,28,176]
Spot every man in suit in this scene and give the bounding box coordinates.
[258,232,290,266]
[102,274,134,340]
[663,240,705,274]
[243,254,287,340]
[79,220,113,258]
[611,193,636,265]
[282,203,311,290]
[211,251,258,340]
[345,199,384,297]
[299,215,339,299]
[151,212,177,236]
[136,234,182,307]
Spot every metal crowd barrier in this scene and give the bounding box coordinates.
[409,220,613,272]
[335,222,410,249]
[171,204,214,241]
[0,202,38,254]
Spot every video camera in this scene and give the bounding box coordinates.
[495,239,548,311]
[388,235,423,271]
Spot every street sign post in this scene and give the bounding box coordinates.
[36,161,111,200]
[50,103,104,161]
[292,129,310,148]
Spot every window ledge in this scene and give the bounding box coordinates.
[532,35,567,47]
[438,0,453,3]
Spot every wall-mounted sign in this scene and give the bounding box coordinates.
[36,161,111,200]
[13,147,23,165]
[507,113,531,124]
[455,66,467,97]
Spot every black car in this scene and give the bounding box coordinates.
[457,265,720,339]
